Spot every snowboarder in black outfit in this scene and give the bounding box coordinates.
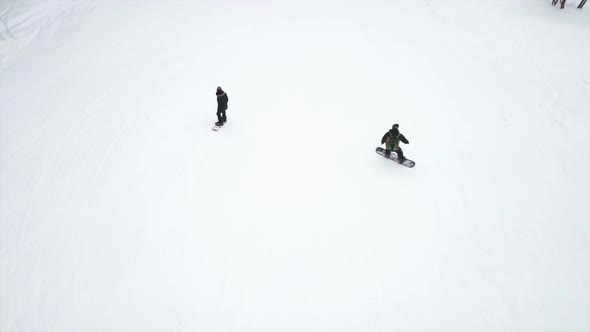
[215,87,228,126]
[381,124,409,162]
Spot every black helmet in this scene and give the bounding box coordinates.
[392,123,399,129]
[390,126,399,137]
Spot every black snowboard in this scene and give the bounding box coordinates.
[376,147,415,168]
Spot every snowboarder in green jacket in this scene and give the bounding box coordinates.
[381,124,409,162]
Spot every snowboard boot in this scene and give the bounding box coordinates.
[384,150,391,158]
[215,121,223,126]
[397,152,406,163]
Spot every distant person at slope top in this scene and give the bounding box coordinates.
[552,0,586,9]
[381,124,409,162]
[552,0,566,8]
[215,86,228,126]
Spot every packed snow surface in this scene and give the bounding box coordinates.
[1,0,589,330]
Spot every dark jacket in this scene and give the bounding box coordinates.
[381,128,409,145]
[216,90,228,111]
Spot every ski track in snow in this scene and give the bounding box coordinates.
[0,0,97,70]
[17,82,116,249]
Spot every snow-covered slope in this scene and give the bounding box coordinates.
[1,1,589,330]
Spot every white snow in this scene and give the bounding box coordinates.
[1,0,589,331]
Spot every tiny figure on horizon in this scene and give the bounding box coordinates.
[551,0,584,9]
[552,0,566,8]
[215,86,228,126]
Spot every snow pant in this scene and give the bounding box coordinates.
[217,108,227,123]
[386,143,405,161]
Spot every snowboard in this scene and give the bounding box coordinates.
[376,147,415,168]
[212,123,224,131]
